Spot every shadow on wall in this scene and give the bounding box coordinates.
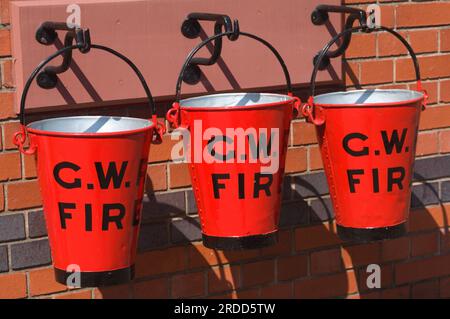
[96,165,450,299]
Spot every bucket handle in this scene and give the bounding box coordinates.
[14,44,165,155]
[166,30,300,128]
[304,25,428,126]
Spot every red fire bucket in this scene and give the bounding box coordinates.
[167,31,300,250]
[14,44,164,286]
[303,26,427,242]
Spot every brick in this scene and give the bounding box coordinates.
[411,232,438,257]
[409,204,450,232]
[412,280,439,299]
[285,147,307,174]
[0,213,25,242]
[0,0,10,24]
[378,31,407,57]
[419,105,450,130]
[395,254,450,284]
[1,59,13,88]
[443,181,450,202]
[260,282,292,299]
[295,222,342,251]
[28,210,47,238]
[440,276,450,298]
[23,153,37,179]
[342,242,381,268]
[294,270,357,299]
[7,181,42,210]
[310,197,334,223]
[29,267,67,296]
[396,55,450,82]
[360,59,393,85]
[0,273,27,298]
[293,172,329,198]
[282,175,291,200]
[135,246,186,278]
[54,290,92,299]
[169,163,191,189]
[145,164,167,191]
[441,80,450,103]
[171,271,205,298]
[133,278,168,298]
[0,29,11,56]
[408,29,439,54]
[411,182,440,208]
[277,254,308,281]
[207,265,240,294]
[259,230,292,257]
[141,191,185,220]
[415,131,438,157]
[279,200,309,228]
[0,184,3,212]
[170,217,201,244]
[442,29,450,52]
[397,3,450,27]
[11,239,51,270]
[188,243,230,268]
[94,284,131,299]
[0,245,7,272]
[137,222,168,252]
[413,155,450,181]
[311,248,342,275]
[381,285,410,299]
[381,237,409,262]
[0,152,20,181]
[241,260,274,287]
[346,33,376,59]
[149,134,180,163]
[379,5,395,28]
[343,61,359,87]
[3,122,22,149]
[292,121,317,145]
[308,145,323,171]
[0,92,14,119]
[186,189,198,214]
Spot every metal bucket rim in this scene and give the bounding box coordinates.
[26,116,153,137]
[313,89,424,108]
[179,92,295,110]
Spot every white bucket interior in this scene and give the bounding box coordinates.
[180,93,292,108]
[314,89,423,105]
[28,116,152,134]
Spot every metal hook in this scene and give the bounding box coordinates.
[35,22,91,89]
[311,5,369,70]
[180,13,239,85]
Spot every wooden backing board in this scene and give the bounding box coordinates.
[11,0,342,112]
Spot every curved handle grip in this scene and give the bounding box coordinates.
[306,26,426,125]
[167,30,295,128]
[15,44,165,153]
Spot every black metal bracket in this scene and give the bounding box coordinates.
[180,13,239,85]
[311,5,371,70]
[35,22,91,89]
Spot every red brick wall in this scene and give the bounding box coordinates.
[0,0,449,299]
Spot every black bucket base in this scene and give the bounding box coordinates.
[337,223,407,243]
[54,265,135,287]
[202,232,278,250]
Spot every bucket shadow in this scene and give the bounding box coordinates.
[288,170,449,299]
[96,170,448,299]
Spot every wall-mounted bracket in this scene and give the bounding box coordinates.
[180,13,239,85]
[311,5,371,70]
[35,22,91,89]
